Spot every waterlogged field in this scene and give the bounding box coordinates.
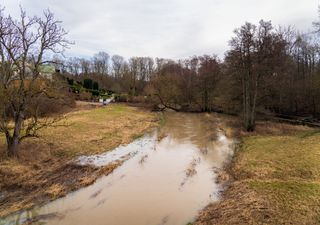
[2,113,237,225]
[0,103,158,218]
[3,103,318,225]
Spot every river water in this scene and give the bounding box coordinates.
[2,113,236,225]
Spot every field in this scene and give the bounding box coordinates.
[195,122,320,225]
[0,103,158,217]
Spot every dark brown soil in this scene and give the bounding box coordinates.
[0,157,120,218]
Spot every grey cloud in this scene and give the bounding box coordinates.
[2,0,319,59]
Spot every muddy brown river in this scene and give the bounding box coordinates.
[2,113,236,225]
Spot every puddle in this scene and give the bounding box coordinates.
[2,113,236,225]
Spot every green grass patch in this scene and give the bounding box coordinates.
[238,132,320,180]
[233,128,320,224]
[298,129,320,138]
[249,180,320,200]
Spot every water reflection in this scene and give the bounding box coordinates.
[2,112,236,225]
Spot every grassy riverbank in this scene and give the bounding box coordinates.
[0,103,158,218]
[195,122,320,225]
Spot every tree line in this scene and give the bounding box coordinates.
[1,6,320,157]
[58,20,320,131]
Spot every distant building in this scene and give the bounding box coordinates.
[39,64,57,80]
[12,62,57,80]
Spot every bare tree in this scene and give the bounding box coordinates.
[227,20,286,131]
[79,58,92,74]
[313,5,320,33]
[66,57,81,75]
[129,57,139,95]
[197,55,221,112]
[111,54,125,79]
[0,7,69,156]
[93,51,109,75]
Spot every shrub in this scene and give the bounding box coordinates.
[79,91,92,101]
[83,78,93,89]
[93,81,99,90]
[90,89,100,96]
[115,93,129,102]
[67,78,74,85]
[130,95,147,103]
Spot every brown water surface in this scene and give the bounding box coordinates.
[2,113,236,225]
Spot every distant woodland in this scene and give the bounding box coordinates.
[2,6,320,157]
[57,19,320,130]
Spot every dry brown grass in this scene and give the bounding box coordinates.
[215,114,312,138]
[0,103,158,218]
[243,120,312,136]
[195,123,320,225]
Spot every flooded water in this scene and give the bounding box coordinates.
[2,113,236,225]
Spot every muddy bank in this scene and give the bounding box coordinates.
[194,123,318,225]
[194,151,274,225]
[0,160,120,218]
[195,182,274,225]
[0,104,158,218]
[2,112,237,225]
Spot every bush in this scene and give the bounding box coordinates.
[90,89,100,96]
[35,94,75,116]
[70,83,82,93]
[100,94,111,100]
[79,91,92,101]
[114,93,129,102]
[83,78,93,89]
[67,78,74,85]
[130,95,147,103]
[93,81,99,90]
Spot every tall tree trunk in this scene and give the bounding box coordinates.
[7,137,19,157]
[6,112,24,156]
[203,89,209,112]
[243,72,256,132]
[243,73,251,131]
[249,77,258,132]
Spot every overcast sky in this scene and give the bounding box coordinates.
[2,0,320,59]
